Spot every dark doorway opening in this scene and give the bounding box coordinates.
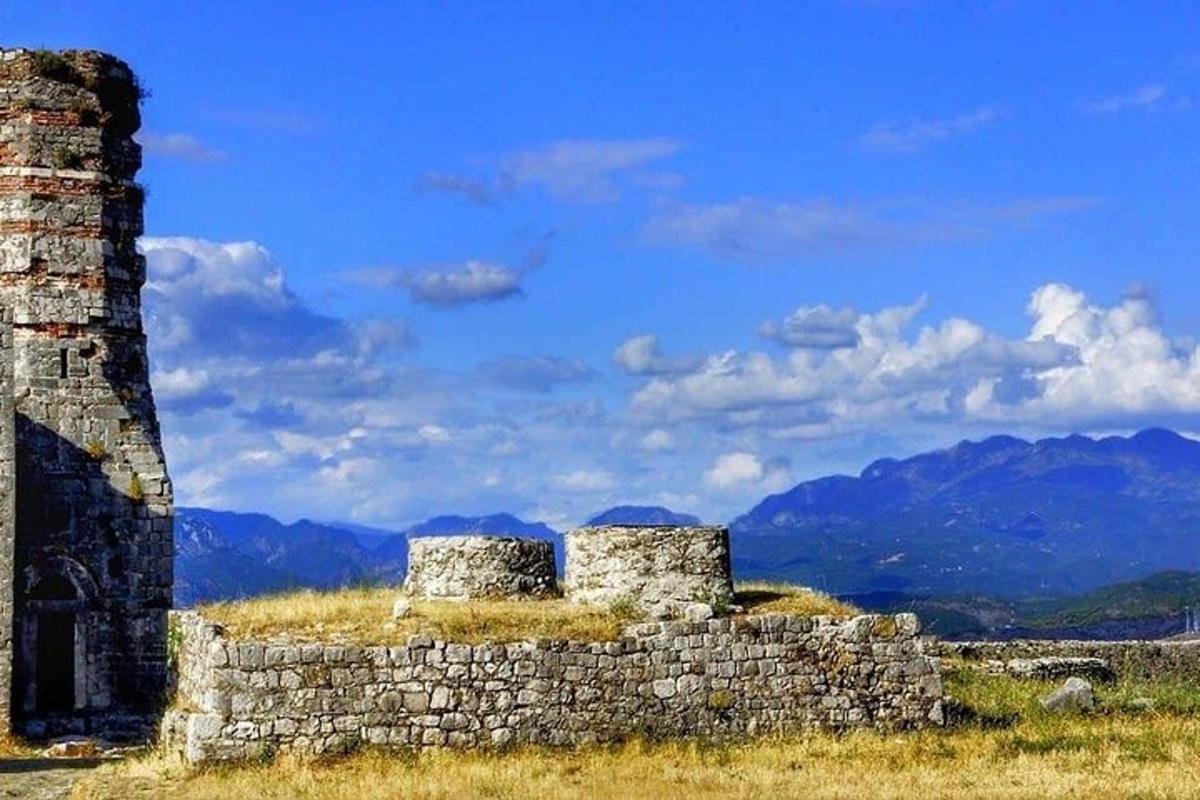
[36,610,76,713]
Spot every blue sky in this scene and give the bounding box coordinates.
[6,2,1200,528]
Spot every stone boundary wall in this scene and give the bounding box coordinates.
[404,536,557,600]
[940,639,1200,681]
[565,525,733,611]
[163,610,943,763]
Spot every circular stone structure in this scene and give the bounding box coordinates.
[564,525,734,610]
[403,535,558,600]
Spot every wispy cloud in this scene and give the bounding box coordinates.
[417,171,510,205]
[553,469,614,492]
[423,138,683,206]
[500,138,682,203]
[859,107,1006,154]
[645,198,898,262]
[982,195,1105,224]
[352,261,525,307]
[475,357,592,393]
[137,132,227,163]
[1080,85,1166,114]
[643,194,1100,264]
[477,356,593,393]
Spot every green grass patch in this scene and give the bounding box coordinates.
[947,666,1200,724]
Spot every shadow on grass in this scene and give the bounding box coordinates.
[734,589,790,611]
[0,756,106,773]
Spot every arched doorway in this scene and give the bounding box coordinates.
[19,563,94,719]
[30,574,80,713]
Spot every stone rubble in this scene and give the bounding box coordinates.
[983,656,1114,682]
[1040,677,1095,713]
[940,639,1200,681]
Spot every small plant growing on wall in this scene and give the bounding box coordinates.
[693,588,733,617]
[84,438,107,461]
[166,618,183,673]
[52,146,83,170]
[707,689,737,711]
[29,49,78,83]
[608,594,639,622]
[128,472,144,503]
[67,95,99,125]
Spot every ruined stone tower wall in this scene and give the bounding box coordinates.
[0,312,15,731]
[0,49,172,736]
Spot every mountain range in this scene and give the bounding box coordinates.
[731,428,1200,597]
[173,505,689,605]
[174,508,562,605]
[174,429,1200,639]
[585,506,703,526]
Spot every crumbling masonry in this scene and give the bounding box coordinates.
[0,49,172,739]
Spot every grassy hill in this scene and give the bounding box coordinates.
[852,571,1200,640]
[1024,570,1200,630]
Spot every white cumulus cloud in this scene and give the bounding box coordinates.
[628,284,1200,435]
[703,453,792,492]
[760,304,862,349]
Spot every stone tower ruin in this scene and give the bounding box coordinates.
[0,49,172,738]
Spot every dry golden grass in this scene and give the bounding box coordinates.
[198,587,628,644]
[0,730,36,758]
[196,582,859,646]
[70,669,1200,799]
[734,581,859,618]
[72,714,1200,800]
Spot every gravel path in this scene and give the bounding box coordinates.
[0,757,104,800]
